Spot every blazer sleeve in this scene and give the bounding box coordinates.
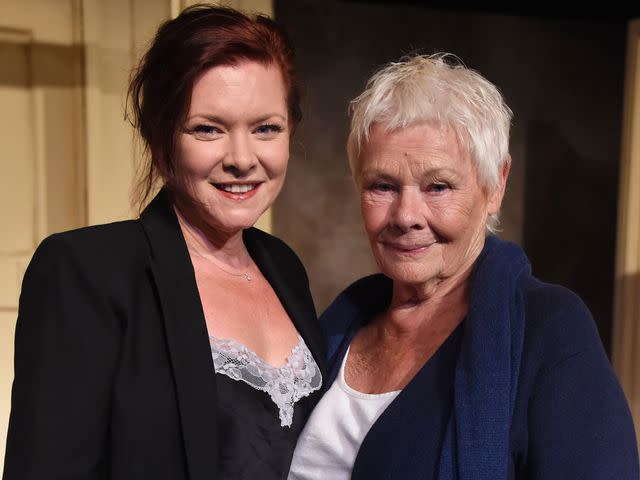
[525,296,639,479]
[3,234,122,479]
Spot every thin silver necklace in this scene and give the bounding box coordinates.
[175,206,253,282]
[188,246,253,282]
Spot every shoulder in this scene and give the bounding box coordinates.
[514,277,638,476]
[18,222,149,336]
[476,237,604,364]
[514,273,619,415]
[36,220,145,256]
[27,220,149,287]
[518,275,603,364]
[520,275,590,320]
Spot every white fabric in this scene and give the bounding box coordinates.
[288,345,401,479]
[210,334,322,427]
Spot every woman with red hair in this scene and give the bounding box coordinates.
[4,6,324,479]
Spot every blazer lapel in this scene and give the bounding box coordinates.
[243,228,327,379]
[140,190,218,480]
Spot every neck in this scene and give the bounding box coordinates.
[379,267,472,341]
[173,199,250,268]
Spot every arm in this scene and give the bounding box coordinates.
[526,332,639,478]
[3,235,122,479]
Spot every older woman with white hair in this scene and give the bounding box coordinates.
[288,54,638,479]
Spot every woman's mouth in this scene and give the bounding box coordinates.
[212,182,261,199]
[383,241,435,254]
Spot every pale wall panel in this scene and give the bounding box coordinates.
[83,0,175,224]
[0,0,75,44]
[43,86,85,234]
[0,86,35,252]
[0,2,85,472]
[84,0,138,224]
[0,311,16,475]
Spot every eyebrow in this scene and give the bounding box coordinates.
[362,166,459,177]
[360,169,397,182]
[186,113,288,126]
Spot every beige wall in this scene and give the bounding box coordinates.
[0,0,272,473]
[83,0,170,224]
[0,0,86,470]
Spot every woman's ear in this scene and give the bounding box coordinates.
[488,155,511,214]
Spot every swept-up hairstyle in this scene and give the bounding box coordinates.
[347,53,513,231]
[127,4,301,209]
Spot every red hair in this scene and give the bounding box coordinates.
[127,4,301,209]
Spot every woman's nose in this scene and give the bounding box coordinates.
[391,187,426,232]
[223,133,256,175]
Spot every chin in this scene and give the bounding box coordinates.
[227,217,263,232]
[392,273,434,286]
[199,213,259,235]
[378,261,430,284]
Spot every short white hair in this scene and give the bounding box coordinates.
[347,53,513,232]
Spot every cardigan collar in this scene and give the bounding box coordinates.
[139,189,324,479]
[440,235,531,480]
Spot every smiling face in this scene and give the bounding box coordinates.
[175,60,289,235]
[358,121,505,290]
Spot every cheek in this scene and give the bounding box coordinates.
[438,204,471,232]
[431,194,481,236]
[262,141,290,176]
[361,196,391,236]
[436,205,488,261]
[177,139,213,176]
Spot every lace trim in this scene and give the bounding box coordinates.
[210,335,322,427]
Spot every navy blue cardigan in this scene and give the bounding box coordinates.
[321,237,638,479]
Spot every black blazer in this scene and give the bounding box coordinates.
[3,190,326,480]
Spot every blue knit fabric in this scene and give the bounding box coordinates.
[438,236,529,479]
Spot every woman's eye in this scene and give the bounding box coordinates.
[428,183,450,193]
[370,182,395,193]
[191,124,221,138]
[254,124,284,136]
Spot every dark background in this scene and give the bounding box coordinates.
[273,0,638,355]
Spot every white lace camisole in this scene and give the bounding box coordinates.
[210,334,322,427]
